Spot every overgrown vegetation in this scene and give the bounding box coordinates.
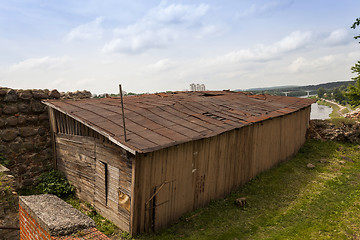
[0,155,11,167]
[18,170,75,198]
[327,117,357,127]
[65,198,119,237]
[35,170,75,198]
[346,17,360,106]
[0,172,17,208]
[138,140,360,240]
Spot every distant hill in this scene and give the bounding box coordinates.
[245,85,298,91]
[236,80,355,97]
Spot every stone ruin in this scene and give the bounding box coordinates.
[0,87,91,189]
[307,119,360,143]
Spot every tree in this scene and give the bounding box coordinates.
[333,87,345,103]
[346,18,360,106]
[317,87,326,98]
[351,17,360,42]
[346,80,360,106]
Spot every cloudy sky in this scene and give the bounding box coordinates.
[0,0,359,94]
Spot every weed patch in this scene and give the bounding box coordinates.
[18,170,75,198]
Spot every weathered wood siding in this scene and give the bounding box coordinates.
[56,133,96,204]
[93,141,132,232]
[52,109,133,232]
[131,107,311,234]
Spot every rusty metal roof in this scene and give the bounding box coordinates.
[43,91,315,154]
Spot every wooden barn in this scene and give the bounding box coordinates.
[42,91,315,236]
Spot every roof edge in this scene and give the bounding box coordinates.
[42,100,137,155]
[137,104,313,153]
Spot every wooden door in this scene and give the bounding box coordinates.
[153,180,176,231]
[94,160,107,206]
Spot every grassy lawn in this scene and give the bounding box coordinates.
[138,140,360,240]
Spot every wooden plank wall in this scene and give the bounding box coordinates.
[94,141,133,232]
[131,107,311,235]
[52,109,133,232]
[56,133,96,204]
[55,133,133,232]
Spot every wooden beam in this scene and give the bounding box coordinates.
[48,108,57,169]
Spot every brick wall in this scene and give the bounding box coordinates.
[19,194,109,240]
[19,204,51,240]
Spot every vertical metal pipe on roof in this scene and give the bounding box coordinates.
[119,84,127,142]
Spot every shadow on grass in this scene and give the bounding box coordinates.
[138,140,360,240]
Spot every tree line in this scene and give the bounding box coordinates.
[324,17,360,107]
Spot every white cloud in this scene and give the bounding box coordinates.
[144,59,175,73]
[9,56,70,71]
[348,50,360,60]
[103,28,177,54]
[236,0,293,19]
[213,31,312,63]
[195,24,226,39]
[65,17,104,42]
[103,2,212,54]
[147,3,209,25]
[324,29,351,46]
[276,31,312,51]
[288,55,336,73]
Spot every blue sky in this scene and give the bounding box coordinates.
[0,0,359,94]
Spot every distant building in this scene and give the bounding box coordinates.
[190,83,206,91]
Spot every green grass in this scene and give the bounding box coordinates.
[65,197,120,237]
[0,155,11,167]
[327,118,357,127]
[138,140,360,240]
[316,99,354,118]
[0,172,17,210]
[341,107,350,115]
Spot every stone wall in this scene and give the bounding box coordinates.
[0,164,19,240]
[0,87,91,188]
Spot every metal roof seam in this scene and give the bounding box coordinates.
[110,103,190,144]
[144,105,210,134]
[191,100,249,123]
[170,101,227,130]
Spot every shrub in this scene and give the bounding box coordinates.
[0,155,11,167]
[35,170,75,198]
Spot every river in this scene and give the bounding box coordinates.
[310,102,332,120]
[298,95,332,120]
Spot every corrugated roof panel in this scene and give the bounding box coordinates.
[43,91,315,153]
